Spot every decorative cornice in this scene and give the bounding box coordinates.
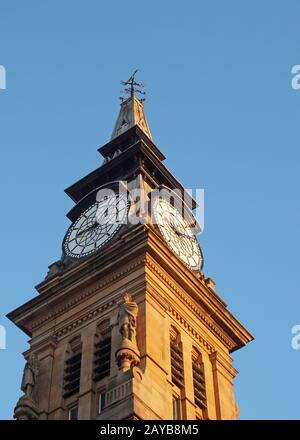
[169,325,179,342]
[145,256,235,351]
[168,307,215,354]
[29,336,58,359]
[30,257,146,332]
[53,299,117,339]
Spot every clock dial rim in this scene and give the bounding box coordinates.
[153,197,203,271]
[63,193,129,259]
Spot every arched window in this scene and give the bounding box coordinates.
[93,320,111,382]
[63,335,82,399]
[192,347,207,419]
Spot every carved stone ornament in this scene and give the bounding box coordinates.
[14,354,39,420]
[115,293,140,372]
[14,396,39,420]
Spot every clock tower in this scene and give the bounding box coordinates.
[8,72,253,420]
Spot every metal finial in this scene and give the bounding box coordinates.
[120,69,146,100]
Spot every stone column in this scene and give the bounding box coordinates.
[180,334,197,420]
[48,340,68,419]
[201,350,217,420]
[141,293,173,419]
[78,324,96,420]
[32,338,57,419]
[209,351,238,420]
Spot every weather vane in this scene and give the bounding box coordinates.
[120,69,146,102]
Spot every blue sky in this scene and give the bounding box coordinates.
[0,0,300,419]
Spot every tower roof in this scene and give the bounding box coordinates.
[111,70,152,141]
[111,95,153,141]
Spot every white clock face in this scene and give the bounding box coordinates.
[153,197,203,271]
[63,193,129,259]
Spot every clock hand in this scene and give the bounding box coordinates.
[174,231,195,239]
[168,223,195,240]
[170,223,194,239]
[77,221,99,237]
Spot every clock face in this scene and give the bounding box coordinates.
[63,193,129,259]
[153,197,203,271]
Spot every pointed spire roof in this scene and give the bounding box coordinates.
[111,70,153,141]
[111,95,152,141]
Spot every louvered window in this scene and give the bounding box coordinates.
[192,349,207,415]
[170,337,184,389]
[93,336,111,382]
[93,320,111,383]
[63,352,82,398]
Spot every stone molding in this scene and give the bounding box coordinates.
[54,299,117,339]
[147,285,216,355]
[168,307,215,354]
[209,351,238,380]
[145,257,235,351]
[30,258,146,333]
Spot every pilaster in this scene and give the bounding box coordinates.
[209,351,238,420]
